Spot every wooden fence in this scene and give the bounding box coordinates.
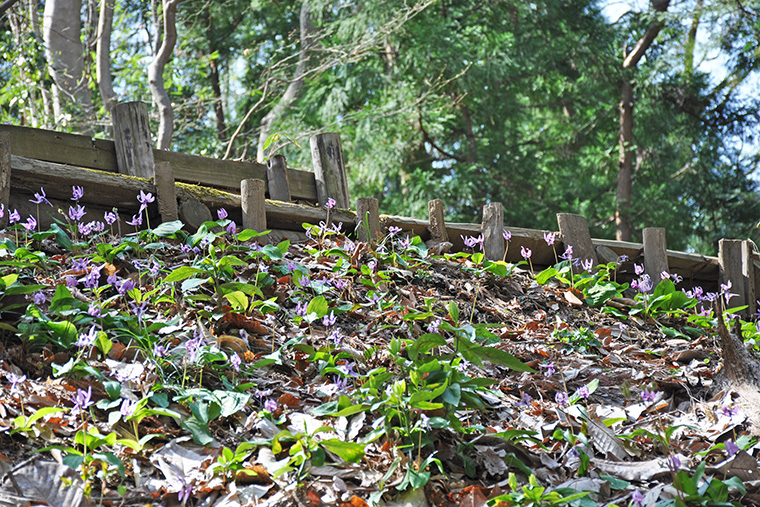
[1,101,758,316]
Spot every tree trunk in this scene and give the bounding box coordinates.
[96,0,117,113]
[615,80,634,242]
[148,0,180,150]
[256,0,316,162]
[205,7,227,142]
[615,1,669,241]
[43,0,93,133]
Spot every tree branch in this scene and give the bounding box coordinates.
[0,0,21,16]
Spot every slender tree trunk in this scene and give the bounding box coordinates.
[615,0,669,241]
[684,0,702,76]
[96,0,117,113]
[256,0,316,162]
[616,80,634,241]
[205,7,227,142]
[43,0,93,133]
[148,0,180,150]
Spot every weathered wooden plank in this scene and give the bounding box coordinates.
[11,154,153,211]
[356,197,379,242]
[178,193,212,231]
[557,213,597,265]
[482,202,504,261]
[241,178,267,233]
[310,133,350,208]
[154,161,179,223]
[266,155,291,202]
[0,132,10,228]
[112,101,156,178]
[0,124,118,171]
[643,227,668,286]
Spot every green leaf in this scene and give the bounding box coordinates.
[448,301,459,325]
[237,229,271,241]
[213,390,251,418]
[584,281,619,307]
[535,267,558,285]
[469,345,535,372]
[306,295,329,319]
[163,266,209,283]
[224,291,249,312]
[320,439,365,463]
[182,417,215,446]
[151,220,185,237]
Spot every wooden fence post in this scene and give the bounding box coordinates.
[557,213,597,265]
[428,199,449,242]
[266,154,291,202]
[643,227,668,287]
[153,161,178,223]
[241,178,267,233]
[743,241,757,317]
[719,239,756,317]
[482,202,504,261]
[310,133,349,209]
[178,194,212,231]
[112,101,156,178]
[356,197,379,242]
[0,132,10,229]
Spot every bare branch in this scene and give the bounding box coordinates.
[148,0,180,150]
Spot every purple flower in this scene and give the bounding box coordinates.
[543,232,556,246]
[7,373,26,394]
[631,489,644,507]
[149,258,161,277]
[539,362,555,377]
[153,343,168,358]
[398,235,412,249]
[367,260,376,271]
[118,278,135,296]
[78,221,93,236]
[427,319,441,334]
[333,375,350,393]
[66,275,77,288]
[264,398,278,413]
[71,386,94,415]
[87,303,102,318]
[8,209,20,224]
[581,258,593,272]
[104,211,117,225]
[322,311,337,327]
[333,278,347,290]
[555,391,569,407]
[503,229,512,242]
[31,290,46,305]
[721,405,739,419]
[186,334,204,363]
[338,361,358,377]
[325,197,336,210]
[295,301,308,317]
[328,328,343,345]
[516,392,533,407]
[721,280,738,304]
[177,479,193,505]
[226,221,237,235]
[299,276,311,287]
[462,235,484,250]
[388,226,402,237]
[217,208,228,220]
[331,222,343,234]
[660,271,670,280]
[126,213,142,227]
[576,385,590,400]
[83,267,101,289]
[230,353,241,372]
[75,326,99,348]
[668,455,681,470]
[30,187,52,206]
[71,186,84,201]
[641,388,658,403]
[520,246,532,260]
[120,398,137,419]
[137,190,155,211]
[129,300,149,324]
[22,215,37,231]
[634,263,645,275]
[68,204,86,221]
[0,204,4,218]
[637,274,653,293]
[560,245,573,261]
[620,254,629,262]
[724,440,740,457]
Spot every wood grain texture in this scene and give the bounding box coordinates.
[482,202,504,261]
[112,101,155,178]
[310,133,349,208]
[643,227,668,287]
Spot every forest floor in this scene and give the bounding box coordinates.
[0,212,757,507]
